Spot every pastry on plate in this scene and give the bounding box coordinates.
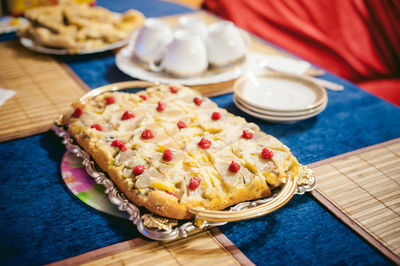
[62,85,300,219]
[18,0,145,53]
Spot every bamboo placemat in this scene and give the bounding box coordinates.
[50,227,254,266]
[309,138,400,264]
[0,40,89,142]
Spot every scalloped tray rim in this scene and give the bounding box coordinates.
[52,85,317,241]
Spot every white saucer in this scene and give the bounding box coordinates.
[115,42,256,85]
[233,95,327,123]
[20,37,129,55]
[233,72,327,112]
[234,95,327,117]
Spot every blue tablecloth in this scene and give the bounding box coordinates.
[1,1,400,265]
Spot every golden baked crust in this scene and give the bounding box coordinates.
[19,1,145,53]
[62,85,300,219]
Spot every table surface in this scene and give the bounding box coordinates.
[1,0,400,265]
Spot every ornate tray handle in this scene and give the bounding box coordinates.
[54,81,316,241]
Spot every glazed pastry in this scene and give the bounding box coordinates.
[62,85,300,219]
[19,0,145,53]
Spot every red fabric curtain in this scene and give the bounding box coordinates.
[203,0,400,84]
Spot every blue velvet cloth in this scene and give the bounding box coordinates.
[1,1,399,265]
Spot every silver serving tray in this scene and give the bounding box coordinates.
[53,82,316,241]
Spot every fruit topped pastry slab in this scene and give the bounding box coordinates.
[62,85,301,220]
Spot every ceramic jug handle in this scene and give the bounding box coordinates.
[240,29,251,48]
[149,57,164,72]
[148,40,169,72]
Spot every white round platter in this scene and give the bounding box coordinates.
[234,94,327,117]
[233,95,327,123]
[115,43,267,85]
[233,72,327,112]
[19,37,129,55]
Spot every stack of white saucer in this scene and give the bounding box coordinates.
[233,72,328,123]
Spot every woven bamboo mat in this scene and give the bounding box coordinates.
[0,40,89,142]
[50,227,254,266]
[310,138,400,264]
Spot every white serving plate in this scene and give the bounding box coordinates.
[233,95,327,123]
[115,43,263,85]
[234,94,327,117]
[234,72,327,112]
[19,36,129,55]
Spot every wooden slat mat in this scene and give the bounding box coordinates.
[50,227,254,266]
[0,40,89,142]
[310,138,400,264]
